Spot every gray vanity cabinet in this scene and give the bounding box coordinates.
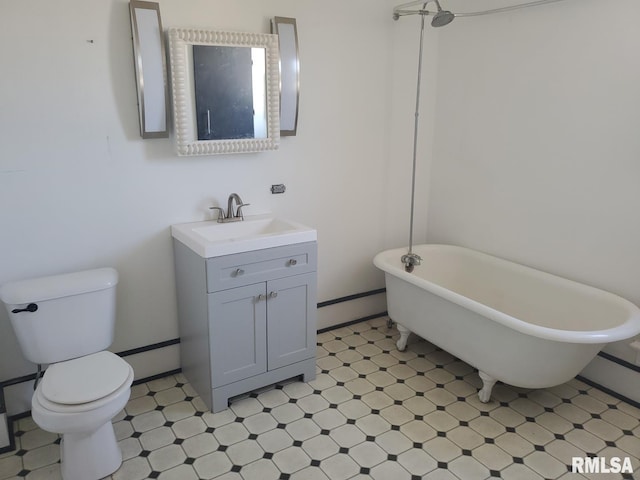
[209,283,267,386]
[265,273,317,369]
[173,239,317,413]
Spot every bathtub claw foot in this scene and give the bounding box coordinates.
[478,371,496,403]
[396,323,411,352]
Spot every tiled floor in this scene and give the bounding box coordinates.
[1,317,639,480]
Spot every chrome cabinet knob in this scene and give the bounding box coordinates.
[287,259,298,266]
[232,268,245,277]
[269,291,278,298]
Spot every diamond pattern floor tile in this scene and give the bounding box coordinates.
[2,317,638,480]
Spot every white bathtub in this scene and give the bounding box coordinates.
[373,245,640,402]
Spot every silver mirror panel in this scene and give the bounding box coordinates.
[129,1,170,139]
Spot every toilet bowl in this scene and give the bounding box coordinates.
[31,351,134,480]
[0,267,133,480]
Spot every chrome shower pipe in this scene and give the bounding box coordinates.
[400,3,428,273]
[454,0,567,18]
[393,0,437,20]
[393,0,568,21]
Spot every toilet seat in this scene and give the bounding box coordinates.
[35,367,134,415]
[39,351,133,411]
[31,356,134,479]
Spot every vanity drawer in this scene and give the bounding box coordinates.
[206,242,317,292]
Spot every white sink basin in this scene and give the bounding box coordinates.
[171,214,317,257]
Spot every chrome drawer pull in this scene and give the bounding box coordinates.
[232,268,245,277]
[287,259,298,266]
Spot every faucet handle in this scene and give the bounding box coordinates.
[235,203,250,220]
[209,206,226,222]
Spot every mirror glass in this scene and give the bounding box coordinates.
[169,28,280,156]
[271,17,300,136]
[193,46,267,140]
[129,1,170,139]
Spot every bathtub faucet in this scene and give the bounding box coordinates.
[401,252,422,273]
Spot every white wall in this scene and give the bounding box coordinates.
[0,0,430,387]
[11,0,633,408]
[426,0,640,392]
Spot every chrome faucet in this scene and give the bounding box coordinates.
[210,193,250,223]
[227,193,247,220]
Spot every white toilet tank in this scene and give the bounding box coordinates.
[0,268,119,365]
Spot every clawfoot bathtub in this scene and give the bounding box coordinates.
[374,245,640,403]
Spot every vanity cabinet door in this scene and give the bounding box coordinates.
[266,273,317,370]
[209,283,267,387]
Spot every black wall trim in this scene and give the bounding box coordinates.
[317,311,388,334]
[0,338,182,390]
[133,368,182,386]
[117,338,181,358]
[0,288,386,390]
[597,351,640,374]
[317,288,386,309]
[0,373,38,389]
[576,375,640,410]
[0,288,388,453]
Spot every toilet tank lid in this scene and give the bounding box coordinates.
[0,268,118,305]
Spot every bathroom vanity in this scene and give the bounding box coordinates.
[172,215,317,412]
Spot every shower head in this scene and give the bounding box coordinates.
[431,0,455,27]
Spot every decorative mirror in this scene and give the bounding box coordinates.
[271,17,300,136]
[129,1,170,139]
[168,28,280,156]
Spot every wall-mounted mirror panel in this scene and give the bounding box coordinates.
[271,17,300,136]
[129,1,170,139]
[168,28,280,156]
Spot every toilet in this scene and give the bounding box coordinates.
[0,268,134,480]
